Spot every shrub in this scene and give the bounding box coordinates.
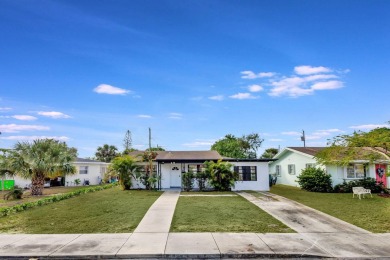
[195,171,209,191]
[204,160,237,191]
[333,178,387,193]
[182,172,194,191]
[3,186,24,200]
[297,167,333,192]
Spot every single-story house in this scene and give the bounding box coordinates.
[12,158,110,188]
[129,150,274,191]
[269,147,390,188]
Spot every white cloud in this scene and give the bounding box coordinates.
[349,124,389,130]
[0,124,50,133]
[294,65,332,75]
[93,84,131,95]
[0,107,12,111]
[304,74,338,82]
[229,93,258,100]
[137,115,152,119]
[269,138,283,142]
[241,70,275,79]
[258,72,276,78]
[182,139,215,148]
[12,115,37,121]
[311,80,344,90]
[281,131,301,136]
[248,84,263,92]
[208,95,224,101]
[168,113,183,119]
[269,76,312,97]
[240,70,257,79]
[268,77,344,97]
[38,111,71,119]
[0,135,69,141]
[317,128,344,133]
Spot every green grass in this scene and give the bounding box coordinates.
[0,188,162,234]
[270,185,390,233]
[170,192,293,233]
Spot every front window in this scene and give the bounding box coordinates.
[306,163,315,169]
[288,164,295,175]
[79,166,88,174]
[188,164,206,173]
[346,164,366,179]
[234,166,257,181]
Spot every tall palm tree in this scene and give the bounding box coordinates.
[11,139,77,196]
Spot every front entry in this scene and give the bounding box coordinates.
[375,164,387,187]
[170,166,181,188]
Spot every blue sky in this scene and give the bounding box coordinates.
[0,0,389,158]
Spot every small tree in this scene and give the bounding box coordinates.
[110,155,141,190]
[261,148,279,159]
[182,172,194,192]
[204,160,238,191]
[95,144,119,163]
[297,167,333,192]
[0,149,14,191]
[195,171,209,191]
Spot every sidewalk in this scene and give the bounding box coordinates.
[1,190,390,259]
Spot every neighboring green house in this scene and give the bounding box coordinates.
[269,147,390,188]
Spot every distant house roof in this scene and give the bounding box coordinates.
[287,147,326,156]
[273,146,390,163]
[75,158,110,164]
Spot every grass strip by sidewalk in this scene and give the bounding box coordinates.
[0,188,162,234]
[270,185,390,233]
[170,192,293,233]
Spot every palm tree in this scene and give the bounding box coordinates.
[95,144,118,163]
[11,139,77,196]
[110,155,141,190]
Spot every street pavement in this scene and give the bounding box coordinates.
[0,190,389,259]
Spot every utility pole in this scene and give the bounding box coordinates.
[301,130,306,147]
[149,127,152,150]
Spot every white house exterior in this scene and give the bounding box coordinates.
[130,150,273,191]
[270,147,390,187]
[66,158,110,186]
[12,158,110,188]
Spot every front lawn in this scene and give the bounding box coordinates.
[0,188,162,233]
[170,192,293,233]
[0,186,94,208]
[270,185,390,233]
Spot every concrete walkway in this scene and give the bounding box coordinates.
[238,191,370,234]
[1,190,390,259]
[134,190,180,233]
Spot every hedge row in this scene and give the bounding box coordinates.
[0,183,118,217]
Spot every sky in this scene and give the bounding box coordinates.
[0,0,389,158]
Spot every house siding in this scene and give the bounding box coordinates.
[270,150,323,187]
